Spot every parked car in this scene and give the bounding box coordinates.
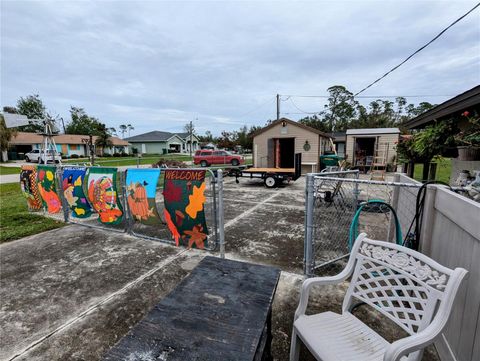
[193,150,244,167]
[24,149,62,163]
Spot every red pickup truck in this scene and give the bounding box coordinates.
[193,150,244,167]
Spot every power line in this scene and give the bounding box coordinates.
[354,2,480,96]
[282,94,455,99]
[289,97,322,115]
[236,97,276,118]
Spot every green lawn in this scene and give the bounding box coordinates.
[0,183,64,243]
[0,166,21,175]
[413,158,452,184]
[64,154,192,167]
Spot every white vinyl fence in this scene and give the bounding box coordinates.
[420,185,480,361]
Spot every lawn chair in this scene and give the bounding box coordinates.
[290,233,467,361]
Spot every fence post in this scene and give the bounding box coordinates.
[419,184,437,255]
[304,173,315,277]
[217,169,225,259]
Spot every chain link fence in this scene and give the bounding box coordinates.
[304,171,421,276]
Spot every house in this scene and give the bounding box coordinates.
[252,118,332,174]
[125,131,200,155]
[345,128,400,168]
[403,85,480,182]
[8,132,129,159]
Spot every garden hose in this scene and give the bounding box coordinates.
[348,199,403,251]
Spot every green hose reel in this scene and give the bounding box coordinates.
[348,199,403,251]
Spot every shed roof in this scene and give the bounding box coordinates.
[253,118,331,138]
[10,132,129,146]
[403,85,480,129]
[346,128,400,135]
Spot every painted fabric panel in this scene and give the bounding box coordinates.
[20,165,42,211]
[62,167,92,218]
[126,168,162,225]
[85,167,123,224]
[37,165,62,214]
[163,169,209,249]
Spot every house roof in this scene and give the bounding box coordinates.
[253,118,331,139]
[329,132,346,142]
[10,132,129,146]
[125,131,195,143]
[403,85,480,129]
[346,128,400,136]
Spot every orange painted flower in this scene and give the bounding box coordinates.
[185,224,207,249]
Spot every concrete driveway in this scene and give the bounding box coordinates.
[0,175,439,361]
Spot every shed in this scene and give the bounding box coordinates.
[252,118,332,174]
[345,128,400,168]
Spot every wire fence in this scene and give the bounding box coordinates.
[25,165,224,254]
[304,171,421,276]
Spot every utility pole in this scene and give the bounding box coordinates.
[276,94,280,121]
[189,119,193,159]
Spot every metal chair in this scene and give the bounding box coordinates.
[290,233,467,361]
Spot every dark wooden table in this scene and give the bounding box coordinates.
[103,256,281,361]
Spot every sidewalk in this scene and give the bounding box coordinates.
[0,174,19,184]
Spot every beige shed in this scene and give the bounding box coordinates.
[345,128,400,169]
[252,118,332,174]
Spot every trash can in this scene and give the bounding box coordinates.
[320,154,343,170]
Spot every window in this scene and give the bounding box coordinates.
[201,151,211,156]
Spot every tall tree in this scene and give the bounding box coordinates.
[15,94,52,133]
[323,85,358,132]
[66,107,104,135]
[119,124,128,138]
[0,115,16,162]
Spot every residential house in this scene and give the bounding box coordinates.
[8,132,129,159]
[125,131,200,154]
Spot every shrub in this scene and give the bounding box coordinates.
[113,152,122,157]
[121,152,128,157]
[152,158,188,168]
[70,154,79,159]
[102,154,112,158]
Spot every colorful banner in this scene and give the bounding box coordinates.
[37,165,62,214]
[62,167,93,218]
[163,169,209,249]
[125,168,162,225]
[20,165,42,211]
[85,167,123,224]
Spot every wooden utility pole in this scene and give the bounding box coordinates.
[189,120,193,158]
[276,94,280,121]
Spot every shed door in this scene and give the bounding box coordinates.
[267,138,275,168]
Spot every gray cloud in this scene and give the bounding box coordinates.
[1,0,479,136]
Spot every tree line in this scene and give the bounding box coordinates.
[2,94,135,155]
[296,85,434,133]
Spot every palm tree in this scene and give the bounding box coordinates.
[127,124,134,137]
[119,124,127,138]
[95,125,113,156]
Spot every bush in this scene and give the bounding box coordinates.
[152,158,188,168]
[121,152,128,157]
[70,154,79,159]
[113,152,122,157]
[102,154,112,158]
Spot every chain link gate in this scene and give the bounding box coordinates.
[304,171,421,276]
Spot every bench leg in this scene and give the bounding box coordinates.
[289,329,300,361]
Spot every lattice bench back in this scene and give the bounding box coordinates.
[344,236,457,335]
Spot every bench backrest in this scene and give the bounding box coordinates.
[343,236,466,335]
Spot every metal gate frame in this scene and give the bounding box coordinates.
[304,171,422,277]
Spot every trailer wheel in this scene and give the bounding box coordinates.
[264,176,277,188]
[200,160,208,167]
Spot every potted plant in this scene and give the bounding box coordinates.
[455,111,480,161]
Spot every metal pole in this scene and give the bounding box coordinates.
[217,169,225,258]
[304,173,315,277]
[276,94,280,120]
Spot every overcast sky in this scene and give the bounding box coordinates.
[1,0,479,136]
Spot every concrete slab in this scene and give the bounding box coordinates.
[0,175,439,361]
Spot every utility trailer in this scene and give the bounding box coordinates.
[232,153,302,188]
